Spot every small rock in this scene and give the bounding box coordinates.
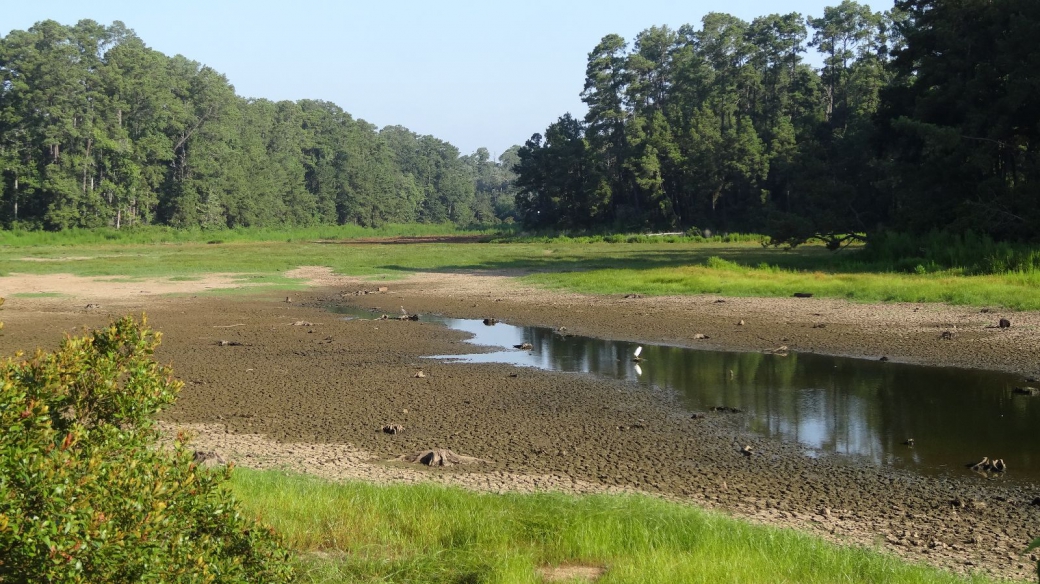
[290,321,314,326]
[1012,387,1039,397]
[514,343,533,350]
[940,330,954,340]
[216,340,244,347]
[382,424,404,435]
[413,370,426,378]
[903,438,915,447]
[793,292,814,298]
[812,323,826,329]
[1030,497,1040,507]
[741,445,754,457]
[284,296,292,303]
[691,412,707,420]
[692,333,710,340]
[879,356,889,362]
[737,319,746,326]
[999,318,1011,329]
[84,303,102,311]
[951,498,987,511]
[377,286,389,292]
[482,317,498,326]
[624,294,644,299]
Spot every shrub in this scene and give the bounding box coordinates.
[0,315,295,583]
[705,256,742,271]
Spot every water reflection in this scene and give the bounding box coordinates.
[331,306,1038,482]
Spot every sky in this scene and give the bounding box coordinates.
[4,0,852,157]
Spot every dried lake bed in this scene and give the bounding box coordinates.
[1,269,1038,580]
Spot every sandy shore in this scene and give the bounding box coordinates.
[1,269,1038,581]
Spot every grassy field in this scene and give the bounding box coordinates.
[230,469,992,584]
[2,231,1039,308]
[0,222,489,247]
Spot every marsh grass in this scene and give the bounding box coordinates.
[231,469,990,584]
[2,231,1038,309]
[0,223,487,247]
[527,256,1040,309]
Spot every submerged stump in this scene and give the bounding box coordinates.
[397,449,485,467]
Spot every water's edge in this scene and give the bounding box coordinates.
[330,304,1039,483]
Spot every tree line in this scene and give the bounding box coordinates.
[514,0,1040,244]
[0,20,519,230]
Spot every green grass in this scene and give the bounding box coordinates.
[8,291,66,298]
[2,227,1039,309]
[0,223,492,247]
[526,255,1040,309]
[230,469,992,584]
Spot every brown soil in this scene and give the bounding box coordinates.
[1,268,1038,581]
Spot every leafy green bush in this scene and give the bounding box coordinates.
[0,315,295,583]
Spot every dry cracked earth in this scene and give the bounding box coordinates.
[1,266,1039,581]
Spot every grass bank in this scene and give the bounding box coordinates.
[230,469,989,584]
[0,222,490,247]
[525,255,1040,309]
[1,232,1039,309]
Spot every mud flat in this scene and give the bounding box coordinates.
[1,271,1038,581]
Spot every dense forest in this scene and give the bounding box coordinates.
[3,1,1038,243]
[514,0,1040,244]
[0,20,519,230]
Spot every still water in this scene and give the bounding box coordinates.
[333,305,1039,483]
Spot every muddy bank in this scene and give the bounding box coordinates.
[312,269,1040,379]
[1,280,1038,581]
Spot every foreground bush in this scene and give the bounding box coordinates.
[0,315,294,583]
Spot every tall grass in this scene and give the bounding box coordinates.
[859,231,1040,275]
[0,223,492,247]
[231,469,989,584]
[526,254,1040,309]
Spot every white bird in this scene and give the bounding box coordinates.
[400,306,408,316]
[633,346,644,362]
[634,346,643,357]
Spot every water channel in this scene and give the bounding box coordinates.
[332,305,1040,483]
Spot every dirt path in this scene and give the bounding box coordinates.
[1,268,1038,581]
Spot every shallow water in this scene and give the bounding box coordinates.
[331,305,1040,483]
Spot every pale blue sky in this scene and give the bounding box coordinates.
[4,0,867,156]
